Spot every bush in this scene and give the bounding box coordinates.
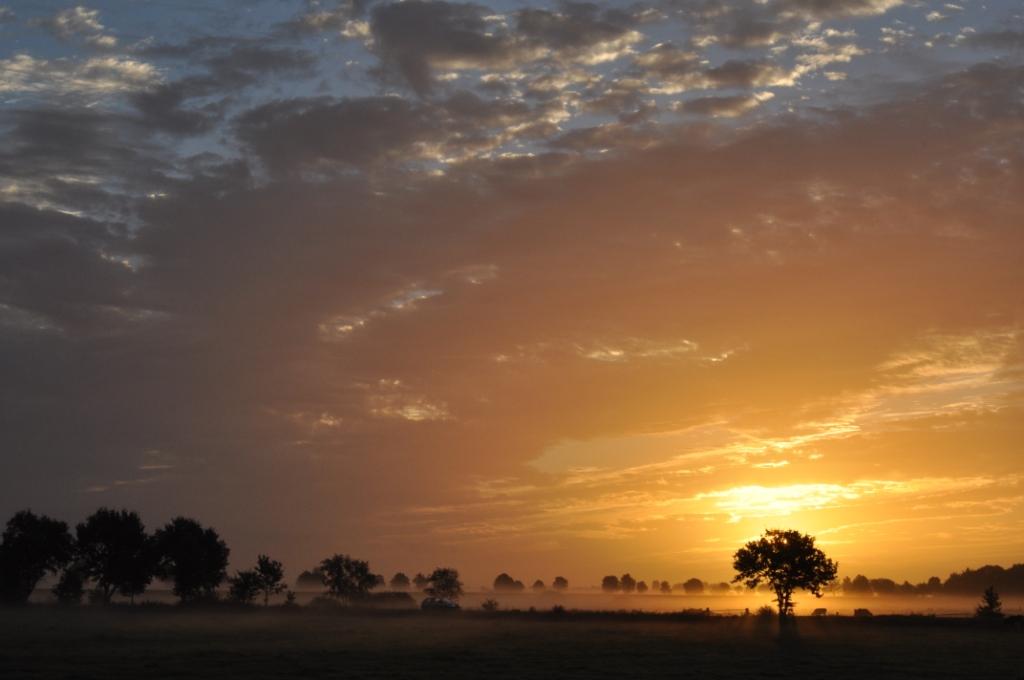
[755,605,775,621]
[481,598,499,612]
[360,591,416,609]
[308,595,343,609]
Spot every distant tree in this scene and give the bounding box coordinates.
[53,565,86,605]
[412,572,430,591]
[732,529,838,622]
[650,580,660,591]
[319,554,382,601]
[253,555,286,606]
[845,574,872,595]
[636,580,648,593]
[870,578,897,596]
[683,578,704,595]
[296,568,324,588]
[0,510,74,605]
[481,598,499,612]
[426,567,463,600]
[945,564,1024,595]
[659,581,672,594]
[153,517,229,602]
[976,586,1003,619]
[513,579,525,590]
[389,572,411,590]
[532,579,545,591]
[601,575,620,592]
[898,580,915,595]
[75,508,155,604]
[493,572,518,591]
[620,573,636,593]
[926,576,942,593]
[552,576,569,591]
[228,569,261,604]
[711,582,732,595]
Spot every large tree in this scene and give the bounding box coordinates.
[254,554,286,606]
[75,508,155,604]
[426,567,463,600]
[620,573,637,593]
[0,510,73,605]
[732,529,837,622]
[153,517,229,602]
[319,554,382,601]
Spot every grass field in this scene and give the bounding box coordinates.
[1,607,1021,679]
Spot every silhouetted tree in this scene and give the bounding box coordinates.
[732,529,838,622]
[296,568,324,588]
[412,572,430,591]
[650,580,660,591]
[253,555,286,606]
[711,582,732,595]
[426,567,463,600]
[945,564,1024,595]
[389,572,411,590]
[153,517,229,603]
[659,581,672,594]
[552,576,568,591]
[976,586,1003,619]
[848,574,872,595]
[319,554,382,601]
[620,573,636,593]
[53,565,86,605]
[636,580,648,593]
[683,578,704,595]
[532,579,545,591]
[601,575,620,592]
[493,572,518,591]
[75,508,155,604]
[0,510,73,605]
[228,569,261,604]
[870,578,897,596]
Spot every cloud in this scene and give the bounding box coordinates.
[0,54,159,97]
[1,0,1023,582]
[965,30,1024,50]
[36,6,117,48]
[370,1,523,94]
[680,91,774,117]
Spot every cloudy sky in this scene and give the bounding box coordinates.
[1,0,1022,587]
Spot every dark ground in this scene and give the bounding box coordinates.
[0,607,1021,679]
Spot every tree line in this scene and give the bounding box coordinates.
[0,508,464,606]
[2,508,1015,620]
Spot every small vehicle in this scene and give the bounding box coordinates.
[420,597,460,611]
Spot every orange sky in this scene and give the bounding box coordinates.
[1,0,1022,589]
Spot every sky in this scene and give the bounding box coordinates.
[0,0,1022,589]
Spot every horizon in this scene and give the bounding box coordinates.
[2,0,1023,594]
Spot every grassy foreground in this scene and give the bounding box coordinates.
[1,607,1021,679]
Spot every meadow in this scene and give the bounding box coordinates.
[1,606,1020,680]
